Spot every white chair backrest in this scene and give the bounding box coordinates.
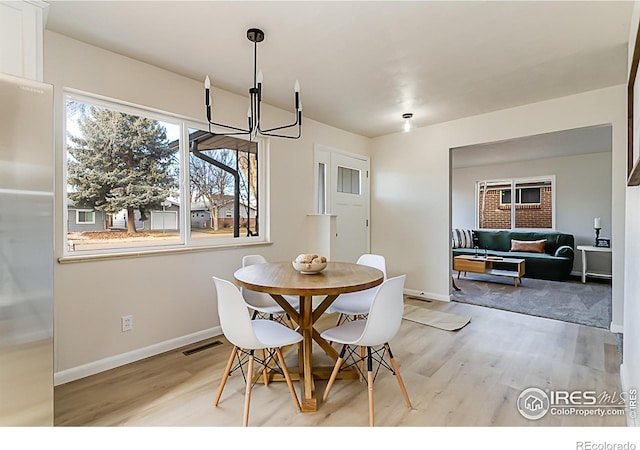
[356,254,387,280]
[243,254,267,266]
[241,254,278,308]
[213,276,263,349]
[356,275,406,347]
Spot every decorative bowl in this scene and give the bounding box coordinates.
[292,260,327,274]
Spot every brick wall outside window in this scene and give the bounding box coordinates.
[479,186,552,229]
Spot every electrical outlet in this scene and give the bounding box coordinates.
[121,315,133,332]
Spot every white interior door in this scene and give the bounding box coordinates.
[328,151,370,263]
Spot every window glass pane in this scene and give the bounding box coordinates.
[515,181,552,228]
[66,98,180,252]
[478,181,511,229]
[501,189,511,204]
[188,129,259,239]
[351,169,360,194]
[77,211,94,224]
[336,166,360,195]
[520,187,541,204]
[318,163,326,214]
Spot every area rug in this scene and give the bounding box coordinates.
[403,303,471,331]
[451,274,611,329]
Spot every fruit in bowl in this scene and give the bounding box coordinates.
[292,254,327,274]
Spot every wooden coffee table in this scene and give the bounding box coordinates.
[453,255,525,287]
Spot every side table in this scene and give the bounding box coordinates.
[576,245,612,283]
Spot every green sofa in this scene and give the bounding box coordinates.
[452,229,575,282]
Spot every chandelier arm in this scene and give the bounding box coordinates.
[207,120,250,134]
[258,109,301,133]
[258,121,300,134]
[258,126,302,139]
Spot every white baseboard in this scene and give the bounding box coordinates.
[404,288,450,302]
[620,363,638,427]
[54,326,222,386]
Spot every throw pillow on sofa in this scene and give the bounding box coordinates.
[452,229,474,248]
[510,239,546,253]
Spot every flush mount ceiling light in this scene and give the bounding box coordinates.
[402,113,413,132]
[203,28,302,141]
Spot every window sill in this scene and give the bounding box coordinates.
[57,240,273,264]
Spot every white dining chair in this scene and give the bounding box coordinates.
[212,276,303,426]
[327,254,387,326]
[242,254,300,326]
[321,274,411,426]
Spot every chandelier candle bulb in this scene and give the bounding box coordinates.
[204,76,211,106]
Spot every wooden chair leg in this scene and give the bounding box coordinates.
[367,347,374,427]
[385,343,412,409]
[335,313,344,326]
[214,346,237,406]
[276,348,301,412]
[243,351,254,427]
[322,345,347,402]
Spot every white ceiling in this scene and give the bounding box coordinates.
[44,1,633,138]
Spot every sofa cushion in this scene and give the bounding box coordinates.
[452,229,474,248]
[476,230,512,252]
[510,239,546,253]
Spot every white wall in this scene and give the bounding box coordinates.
[452,151,613,275]
[371,85,626,330]
[622,0,640,427]
[44,31,371,380]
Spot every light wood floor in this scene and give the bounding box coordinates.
[54,298,625,427]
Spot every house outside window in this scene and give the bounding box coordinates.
[64,92,264,256]
[477,177,554,229]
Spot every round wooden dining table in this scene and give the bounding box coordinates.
[233,261,384,412]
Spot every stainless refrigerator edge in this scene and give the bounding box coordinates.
[0,71,54,425]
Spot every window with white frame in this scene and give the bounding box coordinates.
[64,92,263,255]
[477,177,554,230]
[75,209,95,225]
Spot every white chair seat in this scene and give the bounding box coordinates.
[253,319,303,348]
[328,290,376,316]
[242,254,300,319]
[320,320,366,345]
[250,299,299,316]
[327,254,386,324]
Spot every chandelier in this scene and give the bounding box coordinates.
[203,28,302,141]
